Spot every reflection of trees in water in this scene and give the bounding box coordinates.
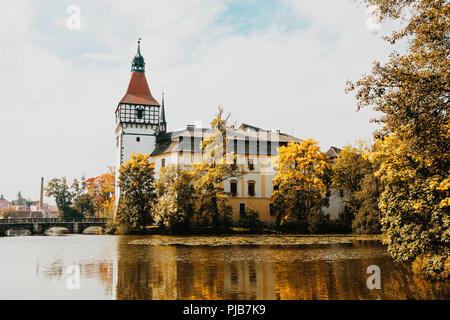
[383,263,449,300]
[81,261,115,295]
[114,239,449,300]
[38,259,115,294]
[175,250,277,300]
[40,259,64,280]
[115,239,178,300]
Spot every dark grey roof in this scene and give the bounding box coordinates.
[239,123,265,131]
[151,124,302,157]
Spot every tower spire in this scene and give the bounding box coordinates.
[131,38,145,72]
[160,88,167,133]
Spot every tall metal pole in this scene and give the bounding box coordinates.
[40,177,44,211]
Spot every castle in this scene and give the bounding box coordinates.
[114,40,346,224]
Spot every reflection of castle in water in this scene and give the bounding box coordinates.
[32,237,448,300]
[114,242,279,300]
[111,238,448,300]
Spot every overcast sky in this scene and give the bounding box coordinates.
[0,0,400,204]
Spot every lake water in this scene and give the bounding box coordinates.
[0,234,448,300]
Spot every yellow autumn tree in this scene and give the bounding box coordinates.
[116,153,156,234]
[371,135,449,279]
[152,165,195,233]
[271,139,331,233]
[348,0,449,278]
[191,107,243,230]
[332,143,383,234]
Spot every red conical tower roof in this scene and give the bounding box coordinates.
[119,39,160,106]
[120,72,160,106]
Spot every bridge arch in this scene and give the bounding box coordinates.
[0,218,108,236]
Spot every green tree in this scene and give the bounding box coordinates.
[347,0,449,278]
[192,107,242,230]
[271,139,331,233]
[116,153,156,234]
[45,177,82,218]
[152,165,195,233]
[332,144,369,194]
[71,177,95,217]
[332,143,382,233]
[351,172,382,234]
[239,207,263,232]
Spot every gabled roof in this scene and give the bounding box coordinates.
[239,123,265,132]
[325,146,341,158]
[119,72,160,106]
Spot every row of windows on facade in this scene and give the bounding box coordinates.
[165,157,344,199]
[130,134,286,155]
[120,134,283,163]
[240,202,276,217]
[160,158,261,196]
[159,156,255,171]
[117,105,159,124]
[176,136,286,156]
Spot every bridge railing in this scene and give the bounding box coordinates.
[0,218,109,224]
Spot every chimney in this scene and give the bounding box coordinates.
[40,177,44,211]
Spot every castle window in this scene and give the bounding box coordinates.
[136,137,140,142]
[230,181,238,197]
[248,181,255,197]
[266,141,272,155]
[136,108,143,119]
[248,159,255,171]
[239,203,245,218]
[161,159,165,167]
[149,106,159,123]
[269,203,275,216]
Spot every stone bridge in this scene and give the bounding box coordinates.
[0,218,108,236]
